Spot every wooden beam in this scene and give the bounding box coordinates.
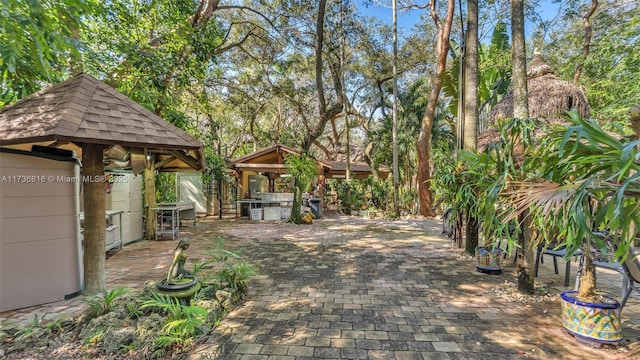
[151,149,201,171]
[48,140,71,147]
[154,155,177,170]
[168,150,200,170]
[235,164,289,170]
[82,143,106,294]
[152,167,199,172]
[145,154,157,240]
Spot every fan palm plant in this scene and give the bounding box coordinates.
[501,110,640,302]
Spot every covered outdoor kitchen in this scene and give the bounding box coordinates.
[0,73,203,310]
[227,144,389,220]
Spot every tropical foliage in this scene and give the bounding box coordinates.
[206,236,259,292]
[2,236,258,358]
[544,1,640,123]
[284,153,318,224]
[141,293,208,348]
[500,110,640,301]
[432,117,535,250]
[441,21,512,126]
[0,0,98,105]
[84,286,131,317]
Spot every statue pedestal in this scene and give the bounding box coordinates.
[155,275,200,300]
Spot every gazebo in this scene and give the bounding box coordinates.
[227,144,389,218]
[0,73,203,295]
[228,144,389,185]
[228,144,389,193]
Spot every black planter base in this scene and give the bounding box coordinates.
[156,275,198,291]
[573,334,605,348]
[475,265,503,275]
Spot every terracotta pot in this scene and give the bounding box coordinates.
[560,290,622,345]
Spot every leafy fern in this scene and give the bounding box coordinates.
[84,286,131,316]
[141,293,208,348]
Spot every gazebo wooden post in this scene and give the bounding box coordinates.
[82,143,106,294]
[317,172,324,218]
[145,154,157,240]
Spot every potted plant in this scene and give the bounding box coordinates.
[500,110,640,345]
[432,138,516,272]
[431,144,469,249]
[358,200,368,216]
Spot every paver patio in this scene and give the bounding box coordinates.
[1,212,639,359]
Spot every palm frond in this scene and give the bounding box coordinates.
[502,180,580,222]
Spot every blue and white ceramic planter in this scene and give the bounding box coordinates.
[475,246,504,274]
[560,290,622,344]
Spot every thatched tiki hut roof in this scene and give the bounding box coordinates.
[478,53,591,148]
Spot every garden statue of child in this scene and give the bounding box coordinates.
[166,239,191,284]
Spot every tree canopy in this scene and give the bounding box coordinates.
[2,0,638,216]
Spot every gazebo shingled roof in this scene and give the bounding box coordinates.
[0,73,203,171]
[228,144,389,180]
[228,144,332,172]
[478,54,591,149]
[0,73,204,294]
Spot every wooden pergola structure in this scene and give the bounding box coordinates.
[228,144,389,193]
[227,144,389,219]
[0,73,203,293]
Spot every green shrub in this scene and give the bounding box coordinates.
[84,286,131,317]
[141,293,209,348]
[206,236,259,292]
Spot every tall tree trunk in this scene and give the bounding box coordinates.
[340,0,352,186]
[511,0,533,293]
[206,189,215,216]
[82,143,106,294]
[392,0,400,217]
[302,0,328,154]
[463,0,478,152]
[417,0,455,218]
[518,213,536,293]
[573,0,598,84]
[292,0,330,221]
[511,1,528,120]
[463,0,480,254]
[290,182,303,224]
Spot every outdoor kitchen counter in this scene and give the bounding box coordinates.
[152,201,196,240]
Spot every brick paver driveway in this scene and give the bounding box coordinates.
[186,212,640,360]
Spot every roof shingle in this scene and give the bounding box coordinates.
[0,73,202,151]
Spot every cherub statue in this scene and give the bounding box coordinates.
[166,239,191,283]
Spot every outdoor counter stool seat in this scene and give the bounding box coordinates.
[534,244,579,287]
[591,259,627,304]
[576,252,639,309]
[618,247,640,308]
[576,233,640,309]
